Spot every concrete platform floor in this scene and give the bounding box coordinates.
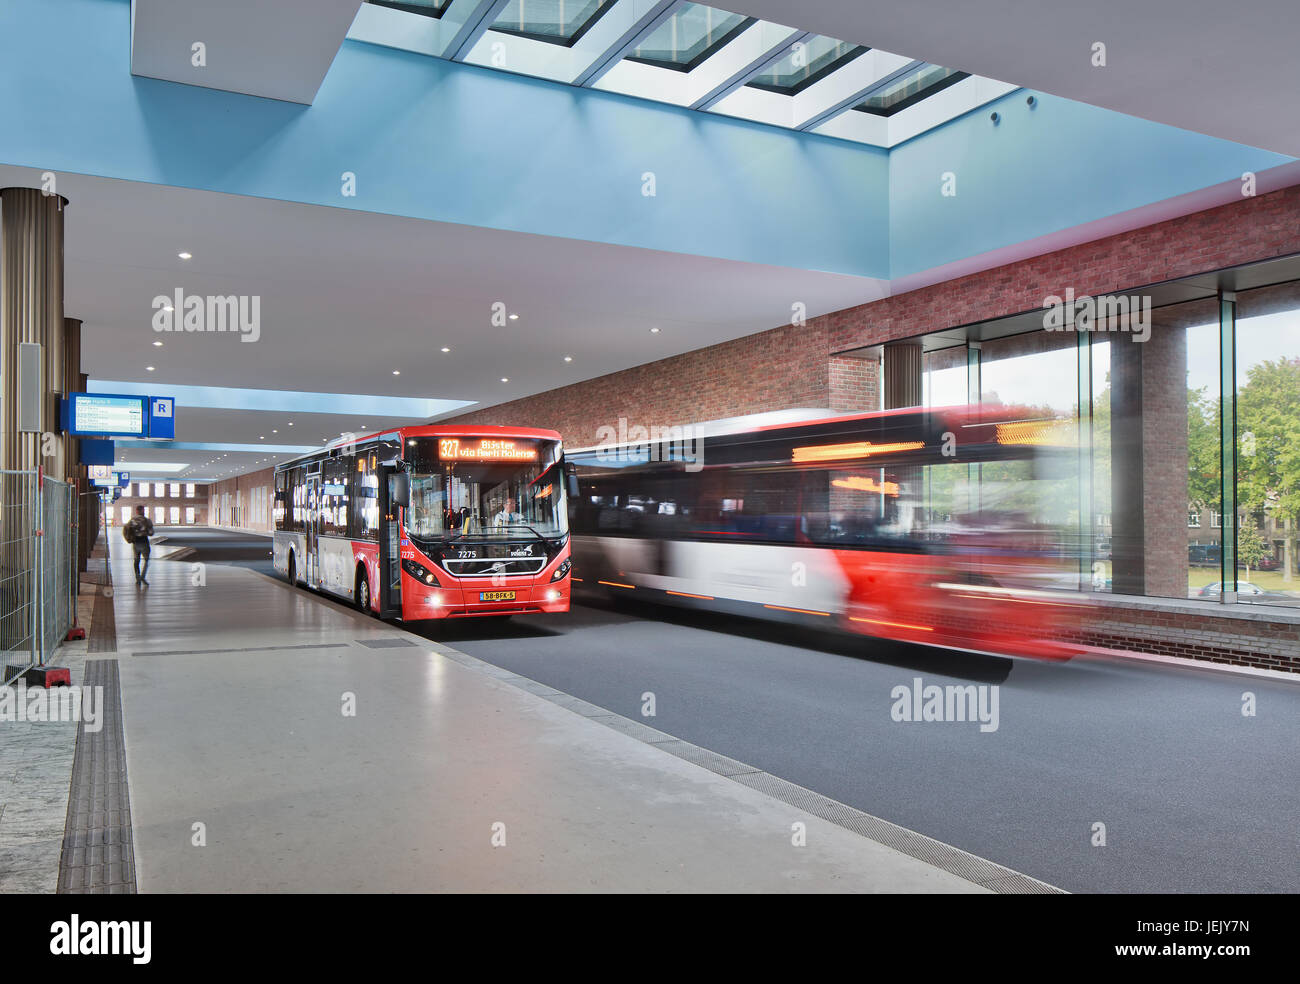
[106,545,1014,893]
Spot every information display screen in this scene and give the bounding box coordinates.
[436,438,538,462]
[69,394,146,437]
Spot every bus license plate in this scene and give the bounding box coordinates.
[480,591,515,602]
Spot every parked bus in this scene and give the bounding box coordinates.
[564,406,1090,660]
[273,425,571,620]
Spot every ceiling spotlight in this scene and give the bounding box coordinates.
[441,347,450,353]
[152,340,163,347]
[146,365,155,371]
[260,435,265,440]
[564,356,572,362]
[178,252,192,260]
[392,369,401,375]
[508,313,519,321]
[162,305,173,312]
[500,377,509,383]
[272,429,278,433]
[650,327,660,334]
[287,422,293,426]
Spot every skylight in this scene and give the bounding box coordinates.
[491,0,616,46]
[747,36,866,95]
[353,0,1013,147]
[853,64,969,116]
[626,3,754,72]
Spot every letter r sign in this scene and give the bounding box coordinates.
[149,397,175,439]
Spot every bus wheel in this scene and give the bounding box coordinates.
[287,553,297,587]
[356,569,371,614]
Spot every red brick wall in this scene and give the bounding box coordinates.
[112,483,207,527]
[208,467,275,532]
[824,185,1300,352]
[445,321,876,447]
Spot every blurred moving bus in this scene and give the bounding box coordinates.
[565,407,1087,659]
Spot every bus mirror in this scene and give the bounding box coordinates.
[390,472,410,508]
[567,472,579,498]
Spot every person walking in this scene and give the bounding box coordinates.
[123,505,154,586]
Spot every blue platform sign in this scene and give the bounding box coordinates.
[80,440,115,466]
[64,394,147,437]
[147,397,175,439]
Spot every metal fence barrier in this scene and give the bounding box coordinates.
[2,470,76,685]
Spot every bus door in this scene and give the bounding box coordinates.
[377,465,405,618]
[305,473,320,586]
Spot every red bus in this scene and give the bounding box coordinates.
[564,405,1089,660]
[273,425,571,620]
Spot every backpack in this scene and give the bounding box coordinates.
[122,519,135,543]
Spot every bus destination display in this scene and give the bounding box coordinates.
[437,438,538,462]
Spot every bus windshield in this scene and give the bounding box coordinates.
[404,436,568,541]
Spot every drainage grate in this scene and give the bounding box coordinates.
[354,638,419,650]
[58,659,136,894]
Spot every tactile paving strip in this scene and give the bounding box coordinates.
[354,638,418,649]
[88,587,116,654]
[431,643,1065,895]
[57,658,136,894]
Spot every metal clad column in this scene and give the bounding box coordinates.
[1,188,68,472]
[883,341,922,410]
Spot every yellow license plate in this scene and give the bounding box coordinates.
[479,591,516,602]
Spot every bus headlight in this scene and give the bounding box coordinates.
[550,558,571,582]
[402,559,441,586]
[545,589,560,601]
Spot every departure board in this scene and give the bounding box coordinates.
[69,394,146,437]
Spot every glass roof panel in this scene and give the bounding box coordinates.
[367,0,453,17]
[747,36,867,95]
[625,3,755,73]
[491,0,617,47]
[853,64,969,116]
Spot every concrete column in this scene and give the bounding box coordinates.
[883,341,922,410]
[1,188,67,472]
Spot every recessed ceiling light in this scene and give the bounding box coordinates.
[564,356,572,362]
[287,422,293,426]
[500,377,509,383]
[650,327,660,333]
[509,313,519,321]
[146,365,155,371]
[260,435,265,440]
[441,347,450,353]
[178,252,192,260]
[272,429,278,433]
[152,341,163,347]
[162,305,173,312]
[392,370,400,375]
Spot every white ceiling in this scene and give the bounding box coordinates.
[130,0,363,104]
[0,166,885,481]
[721,0,1300,157]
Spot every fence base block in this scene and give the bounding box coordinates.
[66,627,86,641]
[22,665,71,688]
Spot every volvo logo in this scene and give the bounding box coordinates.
[509,545,534,557]
[491,562,506,573]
